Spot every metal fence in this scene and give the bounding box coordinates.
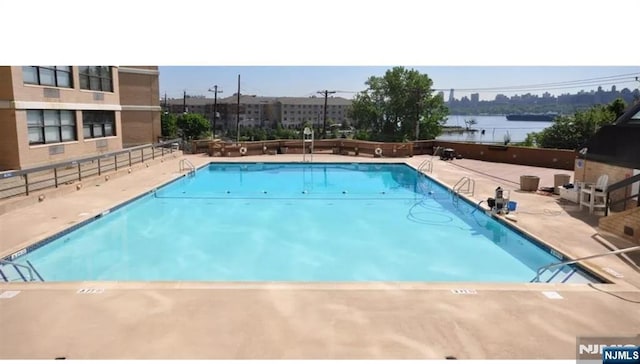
[0,139,181,200]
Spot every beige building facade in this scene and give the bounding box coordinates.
[0,66,160,170]
[165,95,353,130]
[118,66,161,147]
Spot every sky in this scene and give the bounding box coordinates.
[3,0,640,102]
[158,66,640,101]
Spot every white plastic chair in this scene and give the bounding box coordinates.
[579,174,609,213]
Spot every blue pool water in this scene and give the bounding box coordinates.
[9,163,598,283]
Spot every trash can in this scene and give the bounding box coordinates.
[520,175,540,191]
[554,174,571,187]
[554,174,571,194]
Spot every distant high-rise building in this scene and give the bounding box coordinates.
[470,93,479,103]
[448,89,454,103]
[611,85,617,93]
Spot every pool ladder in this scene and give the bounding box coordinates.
[416,146,442,174]
[451,176,475,205]
[0,258,44,282]
[531,246,640,283]
[179,159,196,176]
[417,159,433,174]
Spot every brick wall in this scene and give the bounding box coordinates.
[599,207,640,243]
[432,141,576,170]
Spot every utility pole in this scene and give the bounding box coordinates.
[208,85,223,139]
[183,90,187,114]
[317,90,336,138]
[236,75,241,143]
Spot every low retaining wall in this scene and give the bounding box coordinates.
[203,138,575,170]
[209,139,414,158]
[432,141,576,170]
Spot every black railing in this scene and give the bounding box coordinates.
[0,139,181,200]
[605,173,640,216]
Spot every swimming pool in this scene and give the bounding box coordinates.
[4,163,599,283]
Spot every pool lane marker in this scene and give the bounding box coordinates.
[451,289,477,295]
[542,291,563,299]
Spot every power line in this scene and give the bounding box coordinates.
[435,72,640,92]
[457,80,638,94]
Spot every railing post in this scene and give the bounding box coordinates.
[24,174,29,196]
[605,191,610,217]
[152,146,155,160]
[141,149,145,163]
[78,163,82,181]
[129,151,132,166]
[98,158,101,176]
[53,168,58,188]
[114,154,118,171]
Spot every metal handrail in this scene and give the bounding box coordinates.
[532,246,640,282]
[0,138,181,199]
[0,138,181,180]
[0,258,35,282]
[605,173,640,216]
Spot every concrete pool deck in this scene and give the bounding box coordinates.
[1,153,639,359]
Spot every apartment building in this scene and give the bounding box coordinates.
[0,66,161,170]
[165,94,352,130]
[277,96,351,128]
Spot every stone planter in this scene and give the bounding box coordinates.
[520,175,540,191]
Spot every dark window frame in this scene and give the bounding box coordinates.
[22,66,73,88]
[82,111,116,139]
[27,109,77,145]
[78,66,113,92]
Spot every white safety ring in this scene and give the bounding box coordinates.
[375,147,383,156]
[239,147,247,155]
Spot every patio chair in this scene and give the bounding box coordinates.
[579,174,609,214]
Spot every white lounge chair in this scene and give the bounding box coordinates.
[579,174,609,214]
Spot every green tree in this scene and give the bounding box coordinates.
[606,98,627,119]
[161,112,178,138]
[530,99,624,149]
[176,113,210,140]
[349,67,449,142]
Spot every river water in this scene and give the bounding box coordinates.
[436,115,553,144]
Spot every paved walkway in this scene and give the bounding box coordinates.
[1,153,639,359]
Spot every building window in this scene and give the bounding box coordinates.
[83,111,115,139]
[23,66,73,88]
[27,109,76,145]
[79,66,113,92]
